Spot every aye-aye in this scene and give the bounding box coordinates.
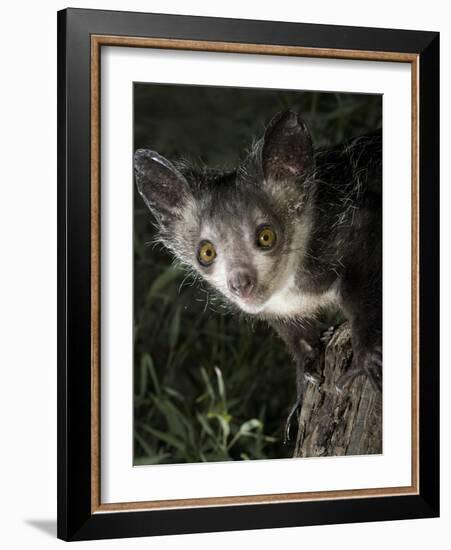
[134,110,382,440]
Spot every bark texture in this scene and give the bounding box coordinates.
[294,322,382,457]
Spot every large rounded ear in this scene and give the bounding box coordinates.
[134,149,191,223]
[262,111,314,181]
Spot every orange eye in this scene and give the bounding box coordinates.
[257,226,276,248]
[198,241,217,266]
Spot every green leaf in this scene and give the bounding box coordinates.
[214,366,226,405]
[169,306,181,349]
[200,367,215,402]
[239,418,262,436]
[207,412,231,445]
[134,430,155,458]
[163,386,184,401]
[134,453,171,466]
[140,424,186,453]
[146,266,181,301]
[196,412,215,438]
[137,355,148,399]
[151,396,190,440]
[142,353,160,395]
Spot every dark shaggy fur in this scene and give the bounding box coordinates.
[134,111,382,441]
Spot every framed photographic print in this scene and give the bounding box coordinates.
[57,8,440,541]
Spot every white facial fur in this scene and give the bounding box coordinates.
[190,205,335,321]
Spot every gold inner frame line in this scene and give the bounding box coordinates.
[90,34,420,514]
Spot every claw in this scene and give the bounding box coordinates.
[336,348,382,394]
[335,366,365,393]
[284,400,302,444]
[364,349,383,392]
[305,371,323,385]
[365,363,382,392]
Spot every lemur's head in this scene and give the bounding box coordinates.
[134,111,314,316]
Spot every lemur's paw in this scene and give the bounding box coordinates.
[335,367,364,394]
[304,370,324,386]
[335,347,382,394]
[303,348,325,386]
[320,325,336,344]
[364,348,382,392]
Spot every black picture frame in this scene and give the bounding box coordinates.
[57,7,439,541]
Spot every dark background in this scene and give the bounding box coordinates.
[133,83,382,465]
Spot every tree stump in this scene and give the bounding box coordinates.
[294,322,382,458]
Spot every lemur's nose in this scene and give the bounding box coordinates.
[228,269,256,299]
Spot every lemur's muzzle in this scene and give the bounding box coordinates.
[228,268,256,300]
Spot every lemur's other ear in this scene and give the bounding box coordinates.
[262,111,313,181]
[134,149,191,222]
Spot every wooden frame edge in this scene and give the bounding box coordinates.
[91,34,101,513]
[90,34,420,515]
[93,488,420,514]
[411,55,420,498]
[91,34,418,62]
